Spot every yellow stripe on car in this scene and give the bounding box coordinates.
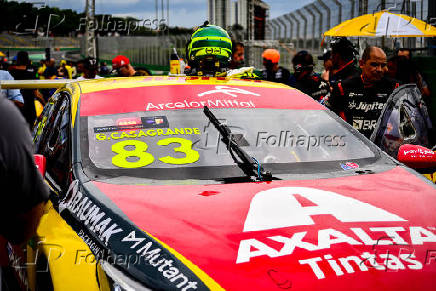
[144,230,225,291]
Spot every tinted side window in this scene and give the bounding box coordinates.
[33,93,61,151]
[35,92,71,190]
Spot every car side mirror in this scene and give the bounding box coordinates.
[34,154,46,177]
[397,144,436,173]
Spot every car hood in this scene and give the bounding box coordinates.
[89,166,436,290]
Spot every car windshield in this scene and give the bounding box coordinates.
[81,108,379,182]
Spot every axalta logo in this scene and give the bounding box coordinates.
[237,187,436,281]
[198,86,260,98]
[236,187,436,265]
[243,187,405,232]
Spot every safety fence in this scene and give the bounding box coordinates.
[92,36,325,72]
[90,35,191,68]
[0,33,80,48]
[1,33,327,73]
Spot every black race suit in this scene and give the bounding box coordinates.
[292,72,330,101]
[262,67,292,86]
[329,60,360,84]
[329,75,400,138]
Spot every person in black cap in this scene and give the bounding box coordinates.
[8,51,43,128]
[330,37,360,84]
[290,51,329,101]
[76,57,102,80]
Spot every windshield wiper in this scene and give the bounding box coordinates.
[203,106,273,181]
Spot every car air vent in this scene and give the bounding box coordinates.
[355,169,375,175]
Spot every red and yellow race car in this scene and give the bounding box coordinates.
[3,76,436,290]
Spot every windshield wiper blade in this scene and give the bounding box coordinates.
[203,106,272,181]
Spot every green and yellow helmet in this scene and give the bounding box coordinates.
[187,22,232,67]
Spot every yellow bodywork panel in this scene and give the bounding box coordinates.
[28,201,100,291]
[424,172,436,183]
[78,75,292,94]
[0,79,72,90]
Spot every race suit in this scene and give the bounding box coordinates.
[329,60,360,84]
[290,72,330,101]
[262,66,291,86]
[329,75,400,138]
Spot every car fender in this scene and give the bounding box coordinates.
[29,201,99,291]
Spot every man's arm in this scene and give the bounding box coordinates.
[326,82,346,118]
[0,203,45,245]
[1,70,24,104]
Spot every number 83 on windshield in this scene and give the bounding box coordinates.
[112,138,199,168]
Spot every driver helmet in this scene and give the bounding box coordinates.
[186,21,232,75]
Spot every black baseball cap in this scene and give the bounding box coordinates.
[330,37,356,55]
[83,57,98,70]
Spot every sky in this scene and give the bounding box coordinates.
[14,0,312,28]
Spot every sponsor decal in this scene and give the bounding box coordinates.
[121,231,199,290]
[352,119,377,131]
[197,86,261,98]
[59,181,205,290]
[95,128,201,141]
[242,187,405,233]
[117,117,142,127]
[81,85,325,116]
[236,187,436,280]
[94,116,169,133]
[403,148,434,156]
[145,99,255,111]
[349,101,385,112]
[77,229,104,258]
[59,181,123,246]
[340,162,359,170]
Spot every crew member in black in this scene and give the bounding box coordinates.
[0,95,49,273]
[318,50,332,82]
[0,95,49,288]
[329,46,400,138]
[261,49,291,86]
[329,37,360,84]
[290,51,329,101]
[8,51,42,128]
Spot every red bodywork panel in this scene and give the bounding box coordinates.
[93,167,436,290]
[80,85,325,116]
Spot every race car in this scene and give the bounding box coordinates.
[2,76,436,290]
